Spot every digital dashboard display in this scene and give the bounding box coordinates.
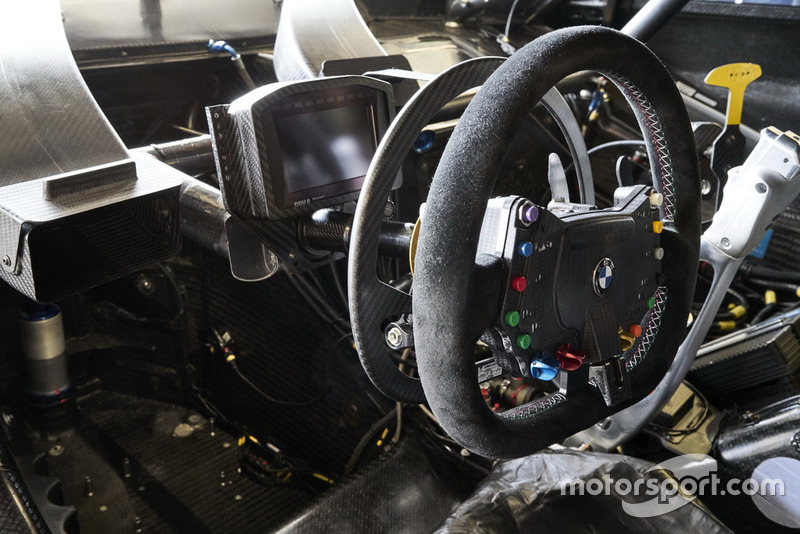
[221,76,394,220]
[271,91,378,208]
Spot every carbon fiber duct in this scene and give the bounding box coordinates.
[0,2,129,185]
[273,0,386,81]
[0,0,182,302]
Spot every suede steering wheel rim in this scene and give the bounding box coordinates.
[412,26,700,458]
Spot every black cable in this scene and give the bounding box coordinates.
[329,261,349,311]
[504,0,520,37]
[227,332,353,407]
[741,264,800,284]
[751,303,778,324]
[587,139,646,156]
[561,139,646,178]
[693,275,749,323]
[745,277,800,295]
[229,360,327,406]
[342,409,398,479]
[287,274,350,333]
[523,0,563,23]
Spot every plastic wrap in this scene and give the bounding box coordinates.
[437,449,732,533]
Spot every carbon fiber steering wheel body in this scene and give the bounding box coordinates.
[350,26,700,458]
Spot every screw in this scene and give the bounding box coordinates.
[48,444,64,456]
[383,201,396,219]
[2,255,10,267]
[720,237,731,249]
[136,275,155,295]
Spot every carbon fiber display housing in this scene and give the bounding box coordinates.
[212,75,396,221]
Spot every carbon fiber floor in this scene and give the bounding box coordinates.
[33,390,310,533]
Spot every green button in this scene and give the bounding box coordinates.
[516,334,531,350]
[647,296,657,309]
[504,311,520,327]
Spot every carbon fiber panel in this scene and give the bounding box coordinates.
[195,251,391,475]
[273,0,386,82]
[273,438,475,534]
[0,155,183,302]
[0,433,51,534]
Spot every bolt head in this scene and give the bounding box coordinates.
[386,327,403,348]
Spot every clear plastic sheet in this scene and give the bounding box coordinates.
[437,449,732,533]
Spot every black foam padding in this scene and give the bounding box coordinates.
[413,26,700,458]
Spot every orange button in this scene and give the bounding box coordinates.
[629,324,643,337]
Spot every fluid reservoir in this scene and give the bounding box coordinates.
[19,302,71,403]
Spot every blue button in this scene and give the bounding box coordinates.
[413,130,435,153]
[530,358,559,381]
[518,242,534,257]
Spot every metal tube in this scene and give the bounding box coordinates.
[136,135,215,176]
[299,210,414,258]
[621,0,692,42]
[179,179,230,257]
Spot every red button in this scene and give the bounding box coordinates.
[629,324,643,337]
[511,276,527,292]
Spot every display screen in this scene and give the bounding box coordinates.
[271,89,378,208]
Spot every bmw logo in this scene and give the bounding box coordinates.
[593,258,615,295]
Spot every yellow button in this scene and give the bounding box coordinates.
[652,221,663,234]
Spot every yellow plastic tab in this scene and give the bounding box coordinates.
[652,221,664,234]
[765,290,777,305]
[717,320,737,331]
[704,63,762,126]
[730,305,747,319]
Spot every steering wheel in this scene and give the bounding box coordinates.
[349,26,700,458]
